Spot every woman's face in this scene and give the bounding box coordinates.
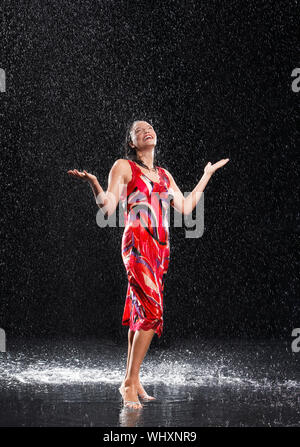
[129,121,157,150]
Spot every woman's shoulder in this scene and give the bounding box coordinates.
[112,158,133,172]
[112,159,134,184]
[113,158,131,166]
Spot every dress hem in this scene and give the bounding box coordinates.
[122,319,163,338]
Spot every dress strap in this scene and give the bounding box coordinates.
[126,159,139,187]
[127,159,138,172]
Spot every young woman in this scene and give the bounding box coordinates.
[67,120,229,409]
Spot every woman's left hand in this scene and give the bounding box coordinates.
[67,169,97,184]
[204,158,230,176]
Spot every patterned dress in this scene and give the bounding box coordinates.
[120,159,173,338]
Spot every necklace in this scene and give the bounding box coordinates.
[148,166,157,172]
[133,161,160,183]
[136,160,157,172]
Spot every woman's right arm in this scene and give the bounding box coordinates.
[88,159,129,218]
[68,159,129,218]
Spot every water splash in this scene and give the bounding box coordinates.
[1,340,298,390]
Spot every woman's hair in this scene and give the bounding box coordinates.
[124,120,159,171]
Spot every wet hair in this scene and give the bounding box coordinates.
[124,120,159,171]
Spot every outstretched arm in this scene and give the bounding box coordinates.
[67,159,128,218]
[164,159,229,215]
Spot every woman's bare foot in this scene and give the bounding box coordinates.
[121,379,155,400]
[136,381,156,400]
[120,382,142,409]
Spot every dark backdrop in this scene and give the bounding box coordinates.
[1,0,299,344]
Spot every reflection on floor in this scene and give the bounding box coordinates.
[0,337,299,427]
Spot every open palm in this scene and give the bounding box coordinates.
[67,169,97,184]
[204,158,229,176]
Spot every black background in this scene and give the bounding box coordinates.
[1,0,299,344]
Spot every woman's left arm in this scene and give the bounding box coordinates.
[164,158,229,215]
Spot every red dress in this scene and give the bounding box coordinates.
[120,160,172,338]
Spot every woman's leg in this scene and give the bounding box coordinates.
[121,328,156,401]
[122,328,155,407]
[124,328,135,381]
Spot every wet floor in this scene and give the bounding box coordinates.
[0,337,299,427]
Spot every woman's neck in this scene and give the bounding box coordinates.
[135,152,155,170]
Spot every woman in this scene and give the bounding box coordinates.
[68,120,229,409]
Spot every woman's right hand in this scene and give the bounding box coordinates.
[67,169,97,185]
